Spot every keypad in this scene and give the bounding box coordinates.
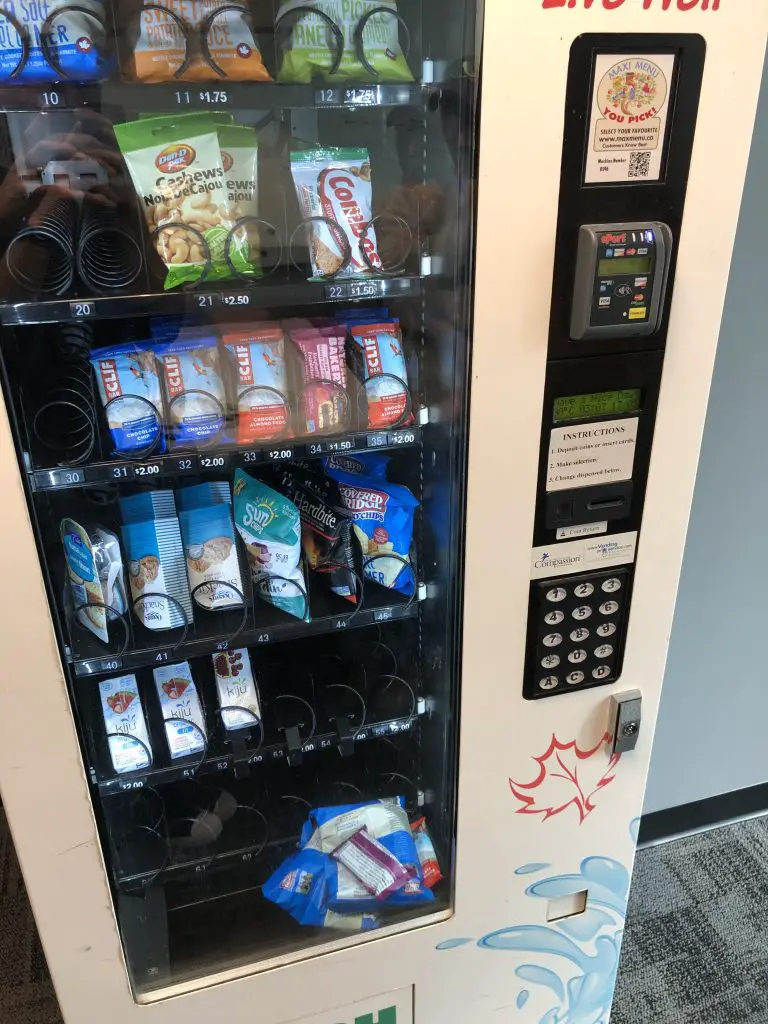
[526,568,629,698]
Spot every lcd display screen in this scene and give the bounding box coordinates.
[598,256,652,277]
[553,389,642,423]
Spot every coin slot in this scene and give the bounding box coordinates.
[587,497,626,511]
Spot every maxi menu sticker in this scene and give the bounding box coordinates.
[585,53,677,184]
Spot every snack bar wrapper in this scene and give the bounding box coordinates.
[177,483,243,611]
[61,519,127,645]
[232,468,308,621]
[349,320,413,428]
[158,335,227,446]
[99,675,152,775]
[291,328,348,435]
[290,146,381,278]
[91,343,165,455]
[276,0,412,84]
[411,817,443,888]
[153,661,207,759]
[0,0,114,84]
[223,325,292,443]
[330,826,416,900]
[212,649,261,730]
[128,0,271,83]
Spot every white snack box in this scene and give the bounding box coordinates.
[153,662,207,759]
[99,675,153,775]
[211,649,261,731]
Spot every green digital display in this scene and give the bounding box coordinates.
[553,389,642,424]
[598,256,652,277]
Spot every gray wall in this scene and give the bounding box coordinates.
[643,61,768,814]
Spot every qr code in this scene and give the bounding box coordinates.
[629,152,652,178]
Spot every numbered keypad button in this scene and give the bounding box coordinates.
[602,577,623,594]
[566,671,585,686]
[543,633,563,648]
[544,610,565,626]
[574,582,594,598]
[541,654,560,669]
[594,644,614,659]
[546,587,568,603]
[568,649,588,664]
[592,665,612,680]
[539,676,560,691]
[600,601,620,616]
[596,622,617,638]
[570,627,590,643]
[572,605,593,621]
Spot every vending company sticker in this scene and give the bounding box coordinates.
[585,53,677,184]
[287,988,413,1024]
[546,417,638,493]
[531,532,638,580]
[556,521,608,541]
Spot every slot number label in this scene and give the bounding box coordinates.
[367,432,389,448]
[42,467,86,488]
[174,456,198,473]
[69,301,95,318]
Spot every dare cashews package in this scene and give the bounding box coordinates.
[290,146,381,279]
[128,0,271,83]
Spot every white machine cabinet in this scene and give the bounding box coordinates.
[0,2,764,1022]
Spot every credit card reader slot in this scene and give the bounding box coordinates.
[545,481,633,530]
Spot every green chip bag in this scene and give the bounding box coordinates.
[277,0,413,84]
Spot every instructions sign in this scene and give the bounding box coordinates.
[585,53,677,184]
[547,417,638,493]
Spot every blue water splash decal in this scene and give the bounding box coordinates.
[516,966,565,1002]
[436,937,473,950]
[556,908,615,942]
[630,817,641,844]
[516,989,530,1009]
[515,863,552,876]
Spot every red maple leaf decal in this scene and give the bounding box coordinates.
[509,733,620,824]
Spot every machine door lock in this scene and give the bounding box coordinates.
[609,690,642,755]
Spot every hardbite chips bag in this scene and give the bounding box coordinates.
[290,146,381,279]
[276,0,412,84]
[128,0,271,83]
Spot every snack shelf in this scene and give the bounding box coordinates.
[97,711,421,803]
[30,427,422,492]
[0,81,425,115]
[71,595,421,678]
[0,276,423,328]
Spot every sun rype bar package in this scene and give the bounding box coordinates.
[349,320,413,428]
[154,661,207,759]
[115,114,250,291]
[91,343,165,455]
[276,0,412,84]
[128,0,271,82]
[99,675,152,774]
[0,1,114,84]
[291,327,348,435]
[120,492,193,630]
[331,826,415,900]
[274,463,356,602]
[232,468,308,621]
[61,519,127,645]
[223,325,292,443]
[158,335,227,445]
[212,649,261,730]
[325,463,418,595]
[290,146,380,279]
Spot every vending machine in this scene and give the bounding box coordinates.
[0,2,763,1023]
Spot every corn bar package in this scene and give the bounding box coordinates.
[99,675,152,774]
[153,662,207,759]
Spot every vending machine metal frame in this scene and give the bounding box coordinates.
[0,4,765,1024]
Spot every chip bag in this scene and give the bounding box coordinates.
[128,0,271,83]
[276,0,412,84]
[0,0,114,84]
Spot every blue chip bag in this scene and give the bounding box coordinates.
[91,343,165,456]
[0,1,114,84]
[323,452,389,479]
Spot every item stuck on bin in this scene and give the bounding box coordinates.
[99,675,152,774]
[324,452,389,479]
[212,649,261,730]
[128,0,271,83]
[330,826,415,900]
[411,817,443,888]
[0,1,114,84]
[158,335,227,445]
[90,343,164,455]
[276,0,412,84]
[232,468,308,621]
[154,661,207,759]
[223,325,292,443]
[291,327,349,434]
[61,519,128,645]
[290,146,380,278]
[349,320,412,428]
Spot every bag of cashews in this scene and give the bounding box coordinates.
[114,114,260,290]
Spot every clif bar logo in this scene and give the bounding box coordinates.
[543,0,720,9]
[155,143,196,173]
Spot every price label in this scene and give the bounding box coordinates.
[69,300,95,319]
[134,462,162,477]
[248,753,263,764]
[118,779,145,791]
[325,283,347,301]
[199,453,231,471]
[221,293,249,306]
[266,447,294,462]
[357,731,369,742]
[239,450,262,465]
[348,281,379,299]
[327,438,353,453]
[389,429,417,446]
[367,431,389,449]
[174,455,199,474]
[374,607,394,623]
[199,89,228,104]
[37,467,87,489]
[344,86,377,105]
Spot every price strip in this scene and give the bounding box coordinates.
[265,446,294,462]
[389,428,417,446]
[221,293,250,307]
[34,466,88,490]
[199,452,231,472]
[133,462,163,478]
[348,281,381,299]
[343,86,378,106]
[118,777,147,791]
[326,437,355,453]
[174,89,230,106]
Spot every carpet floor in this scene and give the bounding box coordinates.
[1,809,768,1022]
